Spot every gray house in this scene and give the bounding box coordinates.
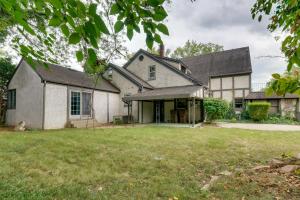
[7,47,253,129]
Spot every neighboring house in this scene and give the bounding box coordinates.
[6,60,120,129]
[245,92,300,118]
[7,46,254,129]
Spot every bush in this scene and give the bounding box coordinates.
[247,102,271,121]
[204,98,229,122]
[225,103,236,120]
[241,109,250,120]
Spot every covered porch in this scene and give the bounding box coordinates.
[123,85,206,127]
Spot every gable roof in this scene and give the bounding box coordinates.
[27,60,120,93]
[245,92,299,100]
[123,49,202,85]
[180,47,252,85]
[109,63,153,89]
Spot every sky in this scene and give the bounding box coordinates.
[123,0,287,85]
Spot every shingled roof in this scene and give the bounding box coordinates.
[180,47,252,85]
[245,92,299,100]
[28,60,120,93]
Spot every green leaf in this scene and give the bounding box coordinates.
[49,15,62,27]
[110,3,119,15]
[114,21,124,33]
[76,50,84,62]
[60,24,70,37]
[69,33,81,44]
[272,73,281,79]
[48,0,63,9]
[153,7,168,21]
[94,15,109,34]
[127,26,133,40]
[157,23,169,35]
[146,34,154,49]
[154,34,162,44]
[88,3,97,15]
[148,0,164,7]
[87,48,97,65]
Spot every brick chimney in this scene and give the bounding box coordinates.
[159,44,165,57]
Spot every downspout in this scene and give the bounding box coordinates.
[42,81,46,129]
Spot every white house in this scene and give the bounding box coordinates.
[6,46,253,129]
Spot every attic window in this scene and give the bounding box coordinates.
[139,55,144,61]
[181,66,186,73]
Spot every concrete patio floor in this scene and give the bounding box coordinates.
[217,122,300,132]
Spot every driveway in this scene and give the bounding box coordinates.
[217,122,300,132]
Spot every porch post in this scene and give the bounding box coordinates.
[188,99,191,124]
[193,97,195,127]
[138,101,139,123]
[141,101,144,124]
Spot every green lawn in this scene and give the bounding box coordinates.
[0,126,299,200]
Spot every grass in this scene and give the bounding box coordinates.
[0,126,299,199]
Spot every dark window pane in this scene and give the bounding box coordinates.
[71,92,81,115]
[82,92,92,116]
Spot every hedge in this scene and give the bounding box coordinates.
[204,98,229,122]
[247,102,271,121]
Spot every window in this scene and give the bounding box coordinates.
[71,91,81,115]
[149,65,156,80]
[180,66,186,73]
[82,92,92,116]
[269,100,279,113]
[139,55,144,61]
[175,99,187,109]
[7,89,16,109]
[234,98,244,109]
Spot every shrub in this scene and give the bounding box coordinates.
[225,103,236,120]
[241,109,250,120]
[204,98,229,122]
[247,102,271,121]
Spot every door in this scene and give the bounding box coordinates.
[154,101,164,123]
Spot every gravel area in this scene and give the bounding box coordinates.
[217,122,300,131]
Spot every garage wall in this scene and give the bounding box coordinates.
[44,83,68,129]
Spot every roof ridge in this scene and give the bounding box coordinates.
[180,46,250,60]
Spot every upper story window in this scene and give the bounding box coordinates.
[7,89,16,110]
[139,55,144,61]
[148,65,156,80]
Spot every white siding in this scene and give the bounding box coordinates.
[6,60,44,129]
[126,53,193,88]
[44,83,68,129]
[142,101,153,123]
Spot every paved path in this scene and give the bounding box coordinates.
[217,122,300,132]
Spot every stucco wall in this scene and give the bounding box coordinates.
[126,53,193,88]
[6,61,44,129]
[93,91,120,123]
[110,69,140,122]
[142,101,153,123]
[44,83,68,129]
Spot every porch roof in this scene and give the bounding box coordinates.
[123,85,203,101]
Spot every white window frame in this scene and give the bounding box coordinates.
[148,65,156,80]
[69,90,92,119]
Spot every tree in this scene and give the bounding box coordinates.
[251,0,300,95]
[0,0,170,68]
[170,40,223,59]
[0,57,16,123]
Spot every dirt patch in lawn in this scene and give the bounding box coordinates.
[0,126,14,132]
